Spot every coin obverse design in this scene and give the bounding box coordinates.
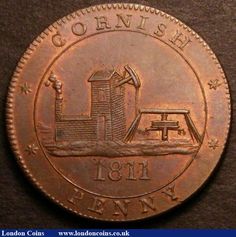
[6,3,231,221]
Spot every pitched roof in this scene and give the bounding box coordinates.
[88,69,117,82]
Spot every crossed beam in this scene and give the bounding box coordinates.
[124,109,202,144]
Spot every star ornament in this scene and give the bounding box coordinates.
[208,138,219,150]
[25,144,39,155]
[208,79,222,90]
[20,82,32,95]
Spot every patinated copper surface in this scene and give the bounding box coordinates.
[6,3,231,221]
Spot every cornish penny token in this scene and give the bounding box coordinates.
[6,3,231,221]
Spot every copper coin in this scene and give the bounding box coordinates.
[6,3,231,221]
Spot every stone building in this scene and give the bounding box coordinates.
[55,70,126,142]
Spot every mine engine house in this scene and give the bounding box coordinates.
[54,70,127,142]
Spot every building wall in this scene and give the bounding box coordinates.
[91,80,113,140]
[110,74,126,140]
[54,72,127,142]
[56,119,96,141]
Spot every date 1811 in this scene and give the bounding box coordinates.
[93,159,151,181]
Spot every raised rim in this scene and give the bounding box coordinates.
[6,3,231,222]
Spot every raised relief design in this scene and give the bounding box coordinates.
[139,196,156,214]
[162,184,179,201]
[208,138,219,150]
[42,65,202,157]
[93,159,151,181]
[52,31,66,47]
[68,188,84,205]
[20,82,32,95]
[113,200,131,216]
[169,30,191,50]
[208,79,222,90]
[88,197,106,215]
[25,143,39,156]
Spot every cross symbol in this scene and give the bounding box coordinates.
[146,114,179,141]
